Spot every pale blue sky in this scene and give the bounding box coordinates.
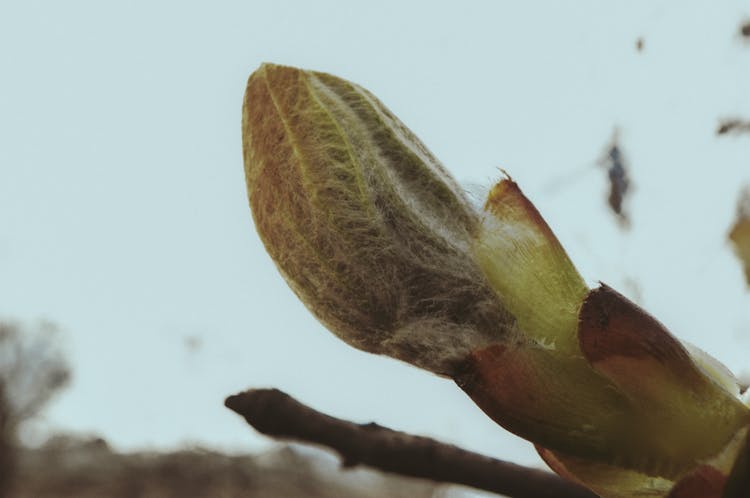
[1,0,749,471]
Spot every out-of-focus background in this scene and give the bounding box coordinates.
[1,1,749,496]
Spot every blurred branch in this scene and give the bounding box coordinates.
[0,322,70,425]
[717,119,750,136]
[225,388,597,498]
[0,384,14,498]
[0,321,71,498]
[597,129,631,228]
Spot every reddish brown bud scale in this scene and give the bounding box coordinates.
[456,343,633,467]
[577,285,749,472]
[667,466,726,498]
[578,285,707,387]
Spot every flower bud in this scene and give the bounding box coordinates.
[243,63,750,497]
[242,63,513,375]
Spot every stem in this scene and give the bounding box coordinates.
[225,388,597,498]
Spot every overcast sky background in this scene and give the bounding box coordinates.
[2,0,750,473]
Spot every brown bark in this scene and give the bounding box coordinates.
[225,388,597,498]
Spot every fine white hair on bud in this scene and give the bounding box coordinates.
[243,63,516,375]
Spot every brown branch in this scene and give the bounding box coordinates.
[225,388,597,498]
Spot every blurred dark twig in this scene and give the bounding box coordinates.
[598,131,631,228]
[0,385,13,498]
[717,119,750,136]
[225,388,597,498]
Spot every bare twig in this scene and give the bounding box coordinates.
[225,388,597,498]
